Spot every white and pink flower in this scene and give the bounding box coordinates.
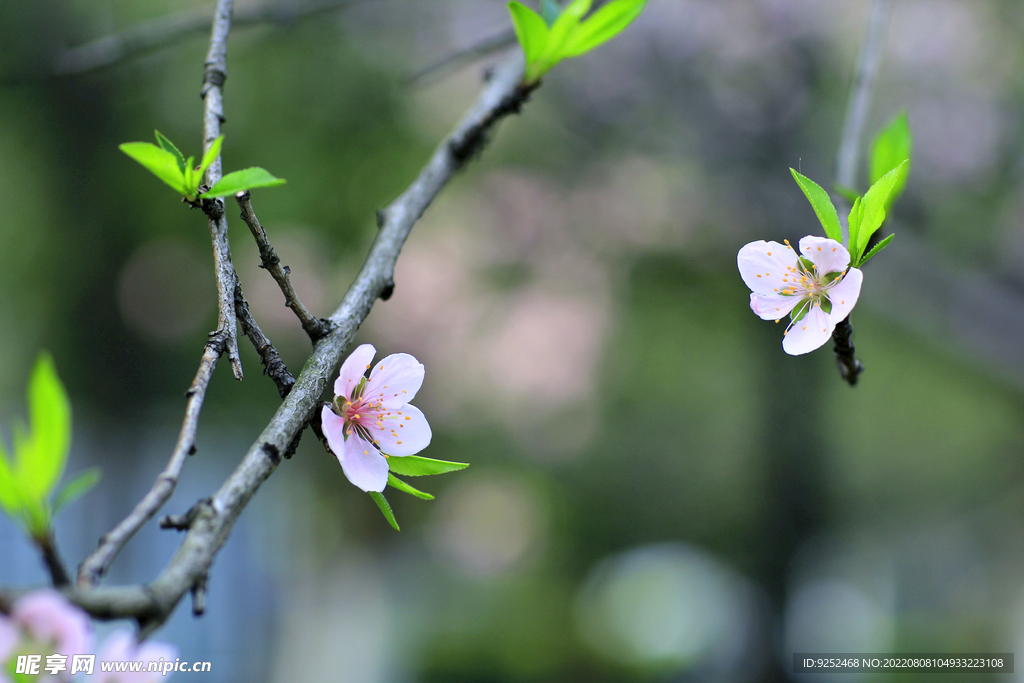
[321,344,432,493]
[92,629,178,683]
[738,235,863,355]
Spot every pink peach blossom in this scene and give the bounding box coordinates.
[321,344,432,492]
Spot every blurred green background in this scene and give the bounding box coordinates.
[3,0,1024,681]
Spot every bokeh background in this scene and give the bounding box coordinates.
[3,0,1024,681]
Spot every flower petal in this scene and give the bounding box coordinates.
[825,267,863,322]
[365,404,432,457]
[0,615,18,662]
[13,590,93,657]
[782,302,834,355]
[798,235,849,275]
[341,433,389,492]
[321,405,348,459]
[750,292,802,321]
[365,353,425,408]
[334,344,376,400]
[737,240,797,295]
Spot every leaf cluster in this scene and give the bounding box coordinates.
[119,131,285,202]
[508,0,647,82]
[0,353,99,540]
[369,456,469,531]
[791,111,913,268]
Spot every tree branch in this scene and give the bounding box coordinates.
[834,0,892,201]
[65,52,531,632]
[77,0,244,586]
[76,332,227,586]
[829,0,891,386]
[201,0,244,382]
[235,284,296,398]
[49,0,358,78]
[37,533,71,588]
[235,191,330,341]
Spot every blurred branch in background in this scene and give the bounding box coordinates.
[834,0,892,204]
[48,0,359,78]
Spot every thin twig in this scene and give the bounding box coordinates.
[235,284,296,398]
[37,533,70,588]
[828,0,891,386]
[831,316,862,386]
[406,28,516,85]
[49,0,359,78]
[235,191,330,341]
[201,0,244,382]
[77,0,243,586]
[834,0,892,204]
[62,53,531,633]
[77,333,228,586]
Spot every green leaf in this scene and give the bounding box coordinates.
[832,184,860,204]
[16,353,71,501]
[182,155,196,198]
[854,160,907,260]
[561,0,647,58]
[388,473,434,500]
[0,438,21,516]
[856,233,894,267]
[508,1,551,80]
[847,195,863,261]
[790,169,842,242]
[388,455,469,477]
[52,468,101,514]
[154,130,187,176]
[120,142,189,195]
[869,111,912,209]
[541,0,561,24]
[369,491,400,531]
[541,0,591,63]
[199,167,286,198]
[197,135,224,186]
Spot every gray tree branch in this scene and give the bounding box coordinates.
[834,0,892,202]
[62,52,532,634]
[50,0,357,78]
[77,0,243,587]
[235,191,330,341]
[201,0,244,382]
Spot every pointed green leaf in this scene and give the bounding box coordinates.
[52,468,101,514]
[541,0,561,24]
[199,167,286,198]
[855,160,907,259]
[369,491,400,531]
[120,142,189,195]
[542,0,591,63]
[16,353,71,501]
[388,473,434,500]
[388,455,469,477]
[790,169,842,242]
[154,130,187,176]
[0,437,21,516]
[197,135,224,186]
[561,0,647,58]
[182,155,196,198]
[856,233,894,267]
[847,195,863,262]
[508,1,551,79]
[870,111,912,194]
